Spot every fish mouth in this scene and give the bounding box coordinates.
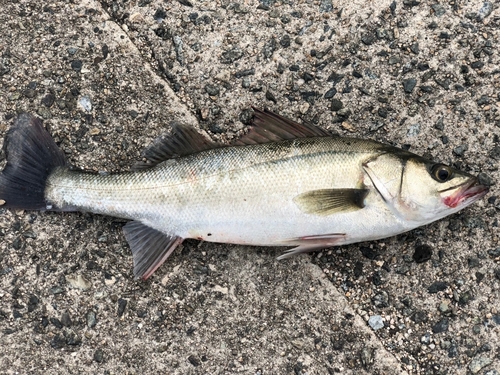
[443,178,489,208]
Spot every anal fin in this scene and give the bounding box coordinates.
[123,221,183,280]
[277,233,346,260]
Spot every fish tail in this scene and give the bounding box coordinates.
[0,114,67,210]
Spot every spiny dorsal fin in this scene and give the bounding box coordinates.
[133,123,217,170]
[235,108,331,146]
[293,188,369,216]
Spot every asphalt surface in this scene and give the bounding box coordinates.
[0,0,499,374]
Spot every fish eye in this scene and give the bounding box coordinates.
[431,164,453,182]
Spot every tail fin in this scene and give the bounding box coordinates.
[0,114,67,210]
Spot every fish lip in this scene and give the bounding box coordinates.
[443,178,489,208]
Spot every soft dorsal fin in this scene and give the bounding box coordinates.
[235,108,331,146]
[133,123,217,170]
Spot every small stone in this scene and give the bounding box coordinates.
[403,78,417,93]
[204,84,220,96]
[94,349,104,363]
[78,96,92,112]
[439,301,450,314]
[428,281,448,293]
[319,0,333,12]
[66,274,92,290]
[477,1,493,20]
[469,356,492,373]
[432,318,449,333]
[453,144,467,157]
[331,99,343,112]
[471,61,484,69]
[86,311,97,328]
[372,291,389,308]
[239,109,254,125]
[50,334,66,349]
[220,47,243,64]
[434,117,444,130]
[41,93,55,107]
[407,123,421,137]
[324,87,337,99]
[71,60,83,72]
[188,355,201,366]
[262,38,277,59]
[265,90,277,103]
[61,312,72,327]
[368,315,384,330]
[299,102,309,114]
[413,244,432,263]
[280,34,291,48]
[117,298,127,317]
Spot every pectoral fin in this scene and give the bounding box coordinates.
[278,233,347,259]
[123,221,183,280]
[294,188,368,216]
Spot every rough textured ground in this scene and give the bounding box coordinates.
[0,0,499,374]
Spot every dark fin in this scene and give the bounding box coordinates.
[235,108,331,146]
[278,233,346,259]
[0,113,67,210]
[132,123,217,170]
[123,221,183,280]
[293,188,369,216]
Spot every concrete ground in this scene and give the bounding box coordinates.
[0,0,498,374]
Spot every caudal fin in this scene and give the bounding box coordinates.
[0,114,67,210]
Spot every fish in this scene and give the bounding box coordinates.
[0,109,489,279]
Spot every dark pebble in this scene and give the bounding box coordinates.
[434,117,444,130]
[453,144,467,156]
[352,70,362,78]
[377,108,388,118]
[65,332,81,346]
[61,312,72,327]
[50,317,63,329]
[289,64,300,72]
[360,246,378,260]
[51,334,66,349]
[327,71,344,84]
[234,68,255,78]
[471,61,484,69]
[432,318,449,333]
[468,257,480,268]
[489,146,500,160]
[487,196,497,204]
[476,271,485,284]
[353,261,363,278]
[319,0,333,12]
[263,38,277,59]
[41,93,55,107]
[477,95,490,105]
[403,78,417,93]
[448,342,459,357]
[413,244,432,263]
[188,355,201,366]
[323,87,337,99]
[24,89,36,99]
[428,281,448,293]
[495,269,500,281]
[220,47,243,64]
[330,99,343,112]
[117,298,127,317]
[411,310,428,324]
[458,290,474,305]
[265,90,277,103]
[302,72,314,82]
[361,33,376,45]
[477,172,494,186]
[70,60,83,72]
[372,291,389,308]
[94,349,104,363]
[153,8,166,21]
[280,34,291,48]
[204,84,220,96]
[487,247,500,257]
[27,295,40,312]
[372,271,385,286]
[239,108,254,125]
[477,1,493,20]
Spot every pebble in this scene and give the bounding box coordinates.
[204,84,220,96]
[477,1,493,21]
[86,310,97,328]
[71,60,83,72]
[78,96,92,112]
[403,78,417,93]
[368,315,384,330]
[220,47,243,64]
[413,244,432,263]
[468,356,492,373]
[407,123,420,137]
[432,318,449,333]
[330,99,343,112]
[66,274,92,290]
[94,349,104,363]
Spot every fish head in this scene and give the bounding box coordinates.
[398,158,489,223]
